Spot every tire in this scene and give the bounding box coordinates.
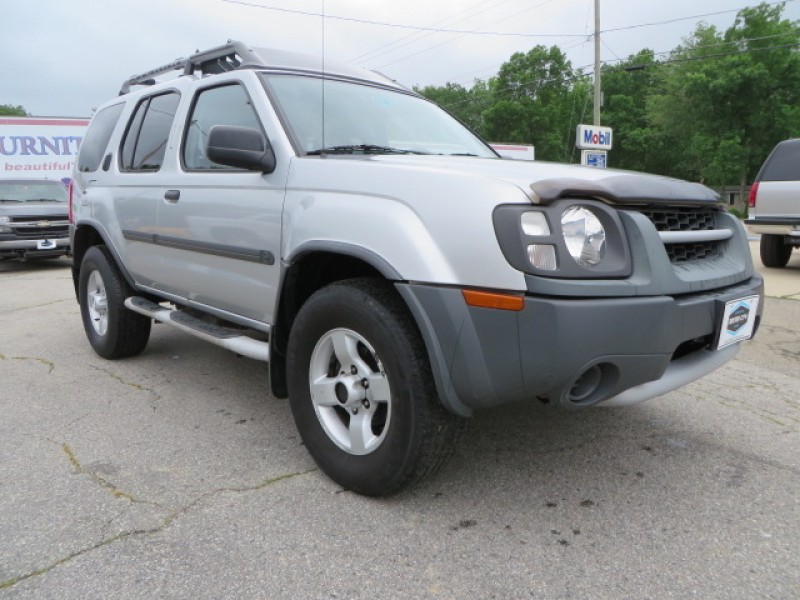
[286,278,465,496]
[760,234,792,268]
[78,245,151,359]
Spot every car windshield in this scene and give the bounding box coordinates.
[0,180,68,203]
[261,74,497,158]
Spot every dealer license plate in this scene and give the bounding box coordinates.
[716,295,759,350]
[36,239,57,250]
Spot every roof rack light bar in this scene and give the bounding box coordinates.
[119,40,262,95]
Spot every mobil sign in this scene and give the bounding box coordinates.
[576,124,613,151]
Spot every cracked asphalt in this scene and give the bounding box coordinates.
[1,256,799,599]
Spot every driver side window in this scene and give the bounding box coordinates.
[183,84,264,170]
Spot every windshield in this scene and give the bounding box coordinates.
[0,180,68,203]
[262,74,497,158]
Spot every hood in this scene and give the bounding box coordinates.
[364,155,719,205]
[0,203,68,217]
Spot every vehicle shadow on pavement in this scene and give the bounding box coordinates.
[0,257,72,274]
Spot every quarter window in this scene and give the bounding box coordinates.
[761,141,800,182]
[183,84,263,170]
[78,103,124,172]
[120,92,180,171]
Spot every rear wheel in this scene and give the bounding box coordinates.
[79,246,151,359]
[760,234,792,268]
[286,278,464,496]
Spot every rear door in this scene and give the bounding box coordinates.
[111,91,182,286]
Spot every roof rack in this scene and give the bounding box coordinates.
[119,40,262,95]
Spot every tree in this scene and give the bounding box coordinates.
[415,81,491,134]
[600,50,665,173]
[0,104,27,116]
[647,2,800,187]
[482,45,591,162]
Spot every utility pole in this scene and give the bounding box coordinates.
[593,0,601,126]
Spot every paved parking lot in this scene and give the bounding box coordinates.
[1,253,799,599]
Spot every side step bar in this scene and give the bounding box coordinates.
[124,296,269,362]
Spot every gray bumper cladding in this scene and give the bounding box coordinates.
[397,276,762,415]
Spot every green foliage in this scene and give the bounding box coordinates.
[416,2,800,182]
[0,104,27,116]
[414,81,491,133]
[647,2,800,184]
[728,206,749,219]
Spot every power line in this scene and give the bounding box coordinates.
[444,27,800,88]
[595,31,800,70]
[349,0,509,65]
[600,1,797,36]
[373,0,566,70]
[221,0,585,38]
[433,40,800,113]
[222,0,795,39]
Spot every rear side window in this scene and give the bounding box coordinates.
[183,84,263,170]
[78,103,124,172]
[760,141,800,182]
[120,92,180,171]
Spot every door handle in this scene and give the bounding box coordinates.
[164,190,180,202]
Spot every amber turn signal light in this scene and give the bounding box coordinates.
[462,289,524,311]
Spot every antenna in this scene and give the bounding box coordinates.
[321,0,326,157]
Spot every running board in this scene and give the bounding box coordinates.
[124,296,270,362]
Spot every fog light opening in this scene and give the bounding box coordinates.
[569,365,603,405]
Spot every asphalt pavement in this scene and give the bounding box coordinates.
[1,253,798,599]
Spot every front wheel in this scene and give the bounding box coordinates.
[760,234,792,268]
[79,246,151,359]
[286,278,464,496]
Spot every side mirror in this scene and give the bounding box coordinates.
[206,125,276,174]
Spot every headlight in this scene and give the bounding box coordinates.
[493,200,631,279]
[0,216,10,232]
[561,206,606,268]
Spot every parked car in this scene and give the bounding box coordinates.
[70,42,763,495]
[746,138,800,267]
[0,178,71,260]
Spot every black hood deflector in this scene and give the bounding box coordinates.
[530,175,720,206]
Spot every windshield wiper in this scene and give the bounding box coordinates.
[306,144,429,156]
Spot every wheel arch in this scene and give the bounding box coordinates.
[71,223,136,300]
[270,243,396,399]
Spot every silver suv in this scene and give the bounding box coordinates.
[70,42,763,495]
[746,138,800,267]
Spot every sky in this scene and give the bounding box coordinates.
[2,0,799,117]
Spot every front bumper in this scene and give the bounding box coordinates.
[0,237,70,257]
[397,275,763,416]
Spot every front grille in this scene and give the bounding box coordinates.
[666,241,719,263]
[13,225,69,239]
[640,206,716,232]
[8,216,69,240]
[636,206,721,263]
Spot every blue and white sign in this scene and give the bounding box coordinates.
[581,150,607,169]
[576,124,613,150]
[716,295,759,349]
